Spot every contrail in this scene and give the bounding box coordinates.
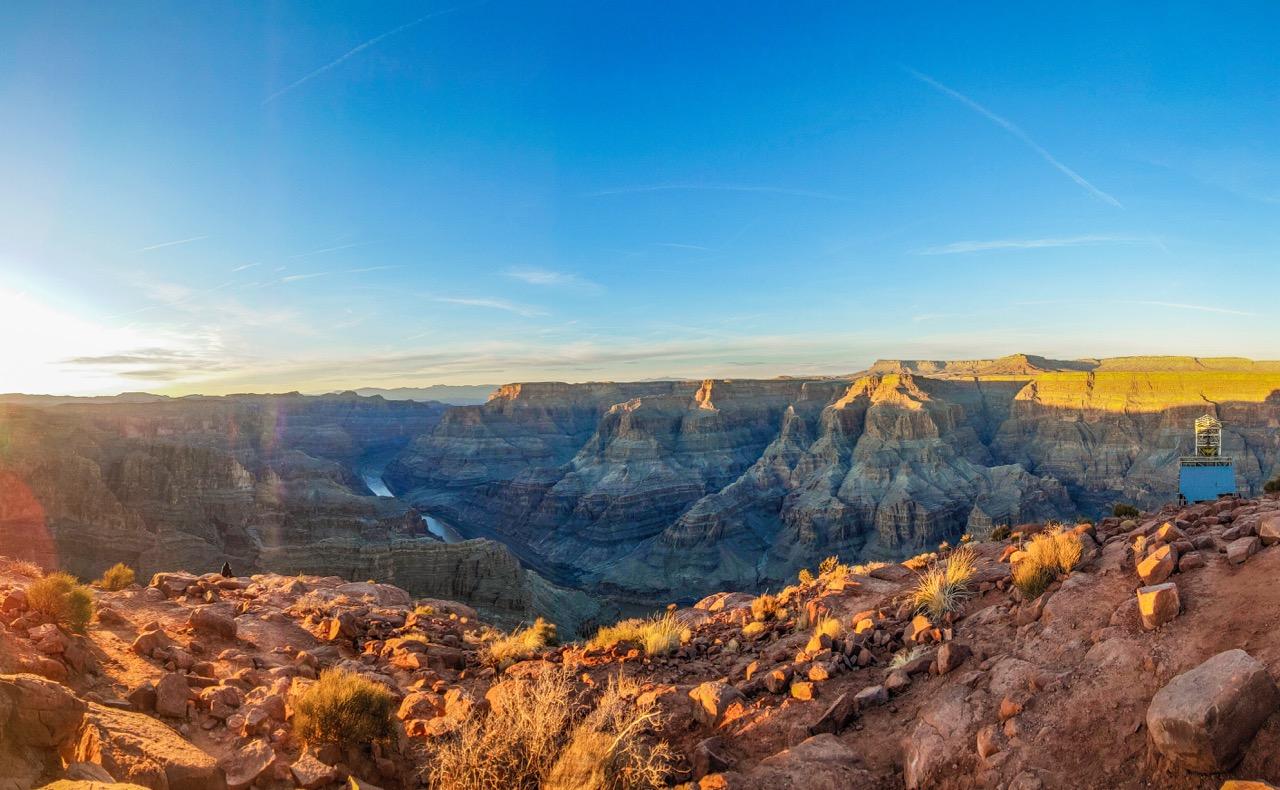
[905,67,1122,208]
[131,235,208,253]
[262,5,473,104]
[587,184,852,201]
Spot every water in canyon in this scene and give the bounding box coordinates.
[361,468,463,543]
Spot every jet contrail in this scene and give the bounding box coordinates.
[905,67,1122,208]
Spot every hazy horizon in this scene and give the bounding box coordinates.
[4,4,1278,396]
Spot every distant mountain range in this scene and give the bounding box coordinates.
[339,385,498,405]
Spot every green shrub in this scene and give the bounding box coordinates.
[27,572,94,633]
[1112,503,1140,518]
[98,562,136,591]
[293,668,395,750]
[990,525,1012,541]
[1264,478,1280,493]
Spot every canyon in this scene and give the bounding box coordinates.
[4,355,1280,617]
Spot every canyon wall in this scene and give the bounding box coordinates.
[0,394,606,631]
[386,357,1280,602]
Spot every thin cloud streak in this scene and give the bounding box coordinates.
[504,268,600,290]
[1136,301,1254,317]
[288,241,378,259]
[905,67,1122,208]
[586,184,853,201]
[262,5,474,104]
[918,235,1156,255]
[130,235,209,253]
[435,297,547,317]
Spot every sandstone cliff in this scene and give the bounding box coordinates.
[386,357,1280,602]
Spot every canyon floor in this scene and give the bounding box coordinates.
[4,494,1280,788]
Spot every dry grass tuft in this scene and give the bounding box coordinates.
[483,617,557,667]
[908,546,978,623]
[293,668,395,750]
[27,571,94,633]
[0,558,45,578]
[430,671,671,790]
[97,562,136,591]
[889,645,930,670]
[850,560,889,576]
[812,613,842,640]
[588,614,685,657]
[1012,528,1084,599]
[750,592,780,623]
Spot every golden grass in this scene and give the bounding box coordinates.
[27,571,93,633]
[588,613,685,657]
[97,562,135,591]
[850,560,890,576]
[750,592,779,623]
[1011,528,1084,599]
[431,671,672,790]
[812,613,842,640]
[889,645,930,671]
[293,668,395,750]
[483,618,557,667]
[908,546,978,623]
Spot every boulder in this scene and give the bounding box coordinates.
[1137,544,1177,585]
[1227,537,1261,565]
[1259,514,1280,546]
[853,685,888,708]
[1147,649,1279,772]
[935,642,971,675]
[0,673,87,748]
[129,627,174,658]
[809,692,856,736]
[74,702,226,789]
[189,607,237,640]
[1136,583,1181,630]
[220,739,274,790]
[290,752,339,789]
[154,673,191,718]
[689,681,744,727]
[1177,552,1205,573]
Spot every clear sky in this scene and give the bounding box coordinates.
[2,2,1278,395]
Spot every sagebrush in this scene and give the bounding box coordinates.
[293,668,395,750]
[98,562,136,591]
[27,572,93,633]
[483,617,557,667]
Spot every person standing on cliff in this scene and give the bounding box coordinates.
[220,561,233,578]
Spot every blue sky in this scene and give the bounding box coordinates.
[2,2,1278,394]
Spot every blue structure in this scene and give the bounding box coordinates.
[1178,415,1237,503]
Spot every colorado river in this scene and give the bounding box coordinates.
[361,471,463,543]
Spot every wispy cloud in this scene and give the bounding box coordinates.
[277,264,402,284]
[288,241,378,259]
[231,262,260,272]
[262,5,475,104]
[905,67,1122,208]
[435,297,547,317]
[130,235,208,253]
[918,235,1157,255]
[654,242,713,252]
[1135,301,1254,317]
[504,268,600,290]
[586,184,852,201]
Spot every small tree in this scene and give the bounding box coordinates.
[1112,503,1140,519]
[1264,478,1280,493]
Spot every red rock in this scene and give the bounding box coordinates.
[1177,552,1206,572]
[1226,536,1260,565]
[853,685,887,708]
[885,670,911,693]
[221,738,275,790]
[1137,544,1177,585]
[935,642,971,675]
[1258,514,1280,546]
[1137,583,1181,630]
[154,672,191,718]
[790,681,817,701]
[690,681,745,726]
[1147,649,1279,772]
[291,751,339,789]
[764,667,793,694]
[189,606,238,640]
[809,691,857,735]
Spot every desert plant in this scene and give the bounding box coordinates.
[908,546,978,623]
[1011,528,1084,599]
[293,668,395,751]
[742,621,767,639]
[431,671,671,790]
[414,604,437,617]
[97,562,136,591]
[27,572,93,633]
[483,618,557,667]
[1264,478,1280,493]
[903,551,938,571]
[850,560,889,575]
[1112,503,1140,518]
[818,555,841,576]
[750,592,779,622]
[545,674,675,790]
[588,613,684,657]
[889,645,930,671]
[812,613,842,640]
[990,525,1012,541]
[797,568,815,586]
